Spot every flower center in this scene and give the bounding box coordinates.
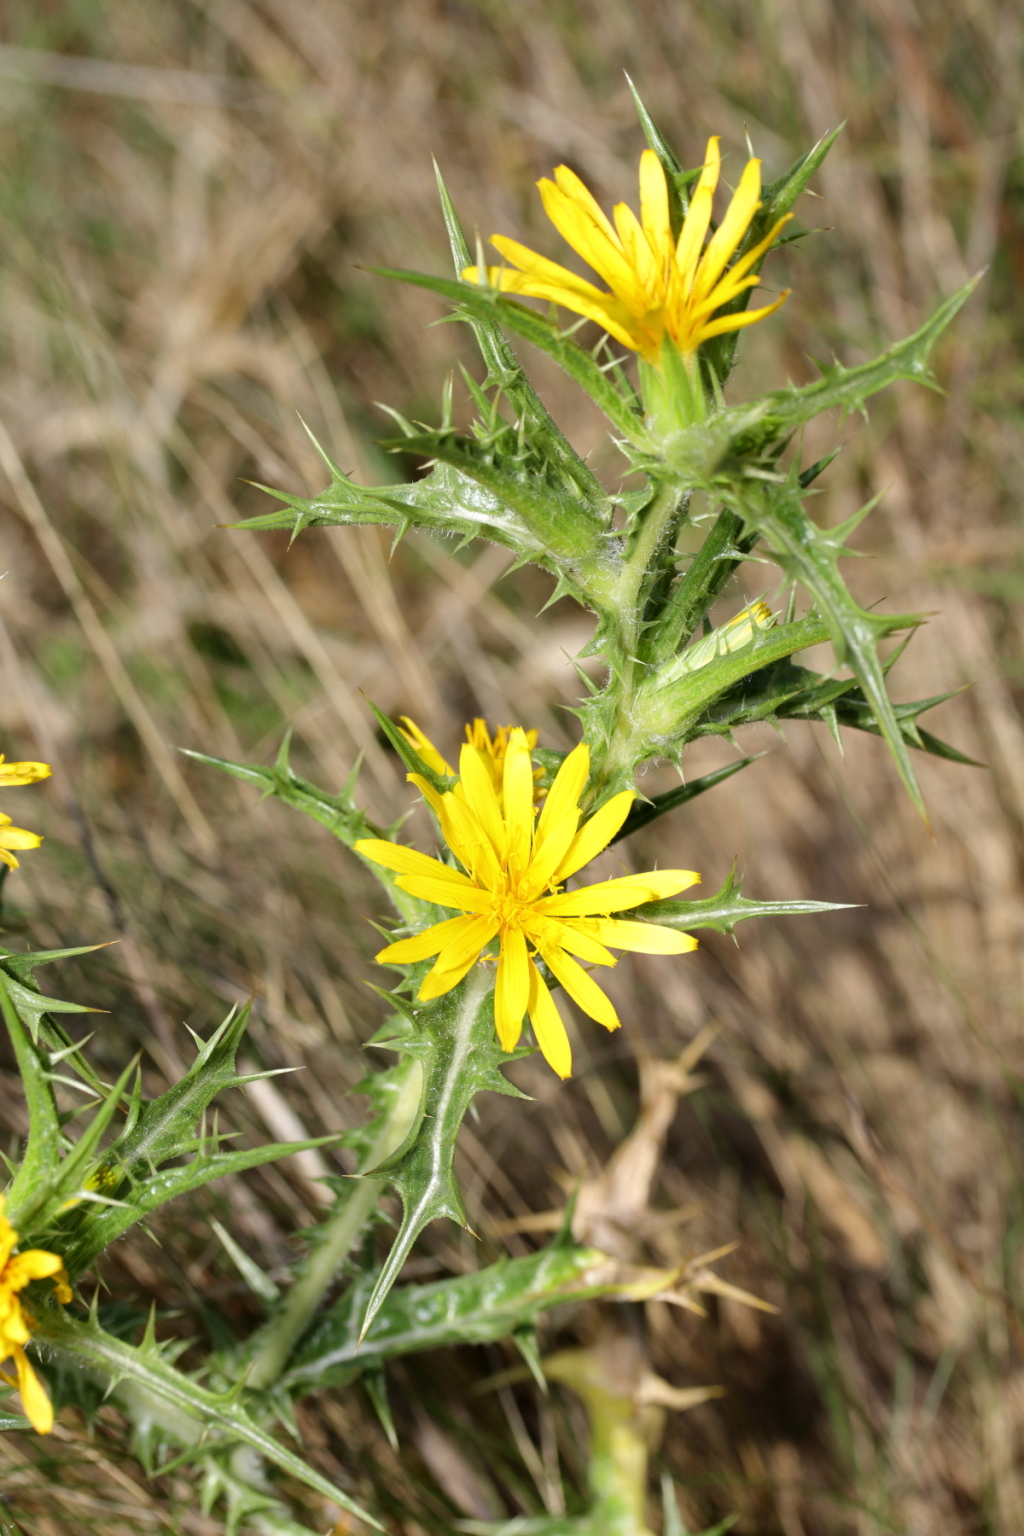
[490,887,531,931]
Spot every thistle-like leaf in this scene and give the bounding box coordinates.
[0,971,63,1226]
[184,735,379,850]
[282,1240,665,1391]
[374,422,608,571]
[724,481,928,816]
[684,650,975,768]
[433,159,606,508]
[189,740,437,931]
[628,614,831,765]
[356,971,528,1336]
[369,267,649,444]
[631,864,855,937]
[719,275,980,461]
[32,1308,381,1530]
[60,1131,342,1280]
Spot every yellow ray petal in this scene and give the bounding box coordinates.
[539,179,642,304]
[495,927,530,1050]
[541,918,617,967]
[675,136,720,292]
[484,236,615,303]
[577,919,699,955]
[553,790,635,882]
[436,787,503,888]
[692,156,762,303]
[613,200,658,294]
[696,289,790,343]
[13,1346,53,1434]
[639,148,673,269]
[3,1251,64,1289]
[458,742,506,861]
[419,914,500,1000]
[355,839,476,888]
[375,915,479,965]
[527,960,572,1079]
[551,164,621,245]
[0,826,42,851]
[469,254,647,353]
[407,773,448,823]
[502,729,535,881]
[718,212,793,288]
[540,869,700,917]
[525,742,588,896]
[394,873,492,912]
[688,271,761,323]
[0,758,51,787]
[398,718,453,777]
[539,943,620,1031]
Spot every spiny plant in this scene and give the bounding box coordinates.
[1,88,976,1535]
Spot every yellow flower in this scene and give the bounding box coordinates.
[0,757,51,789]
[0,1194,71,1434]
[399,716,544,805]
[462,138,791,365]
[0,753,50,869]
[356,730,699,1078]
[0,815,43,870]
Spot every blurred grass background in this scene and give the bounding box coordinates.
[0,1,1022,1531]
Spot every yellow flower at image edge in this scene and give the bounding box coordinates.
[0,1195,71,1434]
[0,752,51,869]
[356,730,699,1079]
[0,814,44,870]
[462,137,791,364]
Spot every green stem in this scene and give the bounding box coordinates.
[614,480,684,655]
[246,1178,383,1391]
[245,1056,425,1391]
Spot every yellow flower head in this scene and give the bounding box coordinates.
[400,716,543,805]
[0,753,51,869]
[462,138,791,365]
[356,730,699,1079]
[0,1194,71,1434]
[0,814,44,871]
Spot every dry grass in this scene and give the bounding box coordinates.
[0,1,1022,1531]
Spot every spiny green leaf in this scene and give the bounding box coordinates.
[721,274,980,459]
[283,1241,633,1391]
[728,481,928,818]
[433,159,606,506]
[0,971,63,1226]
[32,1309,381,1529]
[375,424,607,568]
[634,614,831,754]
[184,739,379,850]
[366,698,454,795]
[370,267,648,444]
[632,864,855,937]
[358,970,527,1336]
[60,1132,343,1279]
[645,508,756,666]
